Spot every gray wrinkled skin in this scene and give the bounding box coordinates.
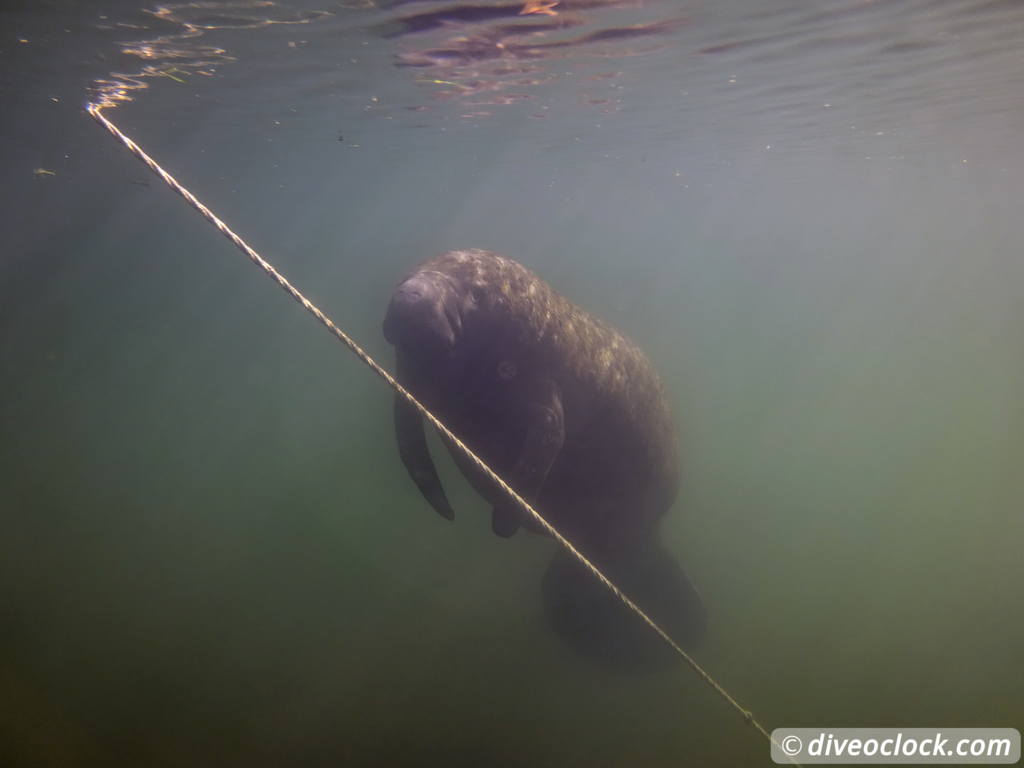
[384,249,705,668]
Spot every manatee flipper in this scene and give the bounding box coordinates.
[491,377,565,538]
[393,393,455,521]
[541,540,707,670]
[491,506,521,538]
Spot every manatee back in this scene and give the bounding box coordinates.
[416,249,677,438]
[412,249,680,514]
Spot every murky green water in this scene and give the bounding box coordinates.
[1,1,1022,765]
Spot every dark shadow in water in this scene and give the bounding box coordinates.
[542,540,708,672]
[395,18,685,68]
[379,0,645,36]
[375,0,686,111]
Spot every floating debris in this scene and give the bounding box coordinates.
[520,0,560,16]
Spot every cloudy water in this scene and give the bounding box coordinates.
[1,0,1022,765]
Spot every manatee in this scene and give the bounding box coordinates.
[383,249,706,668]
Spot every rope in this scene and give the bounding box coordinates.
[85,101,798,765]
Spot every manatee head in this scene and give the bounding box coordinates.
[383,270,465,369]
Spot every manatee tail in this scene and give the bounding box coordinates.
[540,539,707,671]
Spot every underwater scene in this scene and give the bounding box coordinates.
[1,0,1022,765]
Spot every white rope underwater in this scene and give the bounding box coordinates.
[85,101,797,764]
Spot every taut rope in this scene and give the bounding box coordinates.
[86,101,797,765]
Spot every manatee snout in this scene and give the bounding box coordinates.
[383,274,460,359]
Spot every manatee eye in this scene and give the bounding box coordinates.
[497,360,517,380]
